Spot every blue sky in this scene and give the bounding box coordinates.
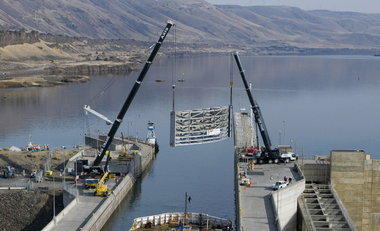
[206,0,380,13]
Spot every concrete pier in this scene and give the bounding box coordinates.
[234,111,303,231]
[42,139,155,231]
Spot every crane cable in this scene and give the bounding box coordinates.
[88,75,119,105]
[84,32,162,141]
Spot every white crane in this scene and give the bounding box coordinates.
[84,105,113,125]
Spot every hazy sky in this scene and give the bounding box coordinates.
[206,0,380,13]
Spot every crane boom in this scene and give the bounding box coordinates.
[84,105,113,125]
[93,21,174,167]
[233,53,273,153]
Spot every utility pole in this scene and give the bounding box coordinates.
[184,192,189,226]
[184,192,188,214]
[282,120,286,145]
[63,153,66,187]
[75,157,79,200]
[301,145,304,166]
[53,174,56,223]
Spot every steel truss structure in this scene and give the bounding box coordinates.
[170,106,230,146]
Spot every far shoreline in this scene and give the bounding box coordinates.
[0,51,379,90]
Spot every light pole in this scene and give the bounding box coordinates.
[301,145,304,166]
[75,157,79,199]
[184,192,189,226]
[282,120,286,144]
[63,152,66,187]
[290,138,297,153]
[53,174,56,223]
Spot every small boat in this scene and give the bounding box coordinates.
[155,79,165,82]
[130,212,233,231]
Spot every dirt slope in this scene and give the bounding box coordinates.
[0,0,379,48]
[0,190,63,231]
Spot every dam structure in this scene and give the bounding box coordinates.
[234,111,359,231]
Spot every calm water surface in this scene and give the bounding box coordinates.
[0,55,379,229]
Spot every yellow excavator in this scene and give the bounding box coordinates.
[95,172,110,196]
[94,151,116,196]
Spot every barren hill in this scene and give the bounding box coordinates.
[0,0,379,48]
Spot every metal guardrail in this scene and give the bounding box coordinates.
[131,212,233,230]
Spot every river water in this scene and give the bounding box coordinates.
[0,55,379,229]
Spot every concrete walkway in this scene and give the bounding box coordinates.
[238,163,297,231]
[53,196,103,231]
[49,179,116,231]
[234,111,301,230]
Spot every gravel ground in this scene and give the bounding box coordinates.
[0,190,63,231]
[0,150,77,174]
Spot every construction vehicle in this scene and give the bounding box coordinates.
[272,181,288,190]
[94,172,110,196]
[233,53,298,164]
[85,178,99,189]
[2,166,15,178]
[240,177,251,187]
[88,21,173,196]
[278,145,297,162]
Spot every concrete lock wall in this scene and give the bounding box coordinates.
[301,163,330,184]
[330,150,380,231]
[85,135,117,151]
[272,165,305,231]
[81,173,136,231]
[133,153,142,177]
[297,197,315,231]
[330,186,357,230]
[43,144,154,231]
[81,147,154,231]
[42,196,78,231]
[63,189,75,207]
